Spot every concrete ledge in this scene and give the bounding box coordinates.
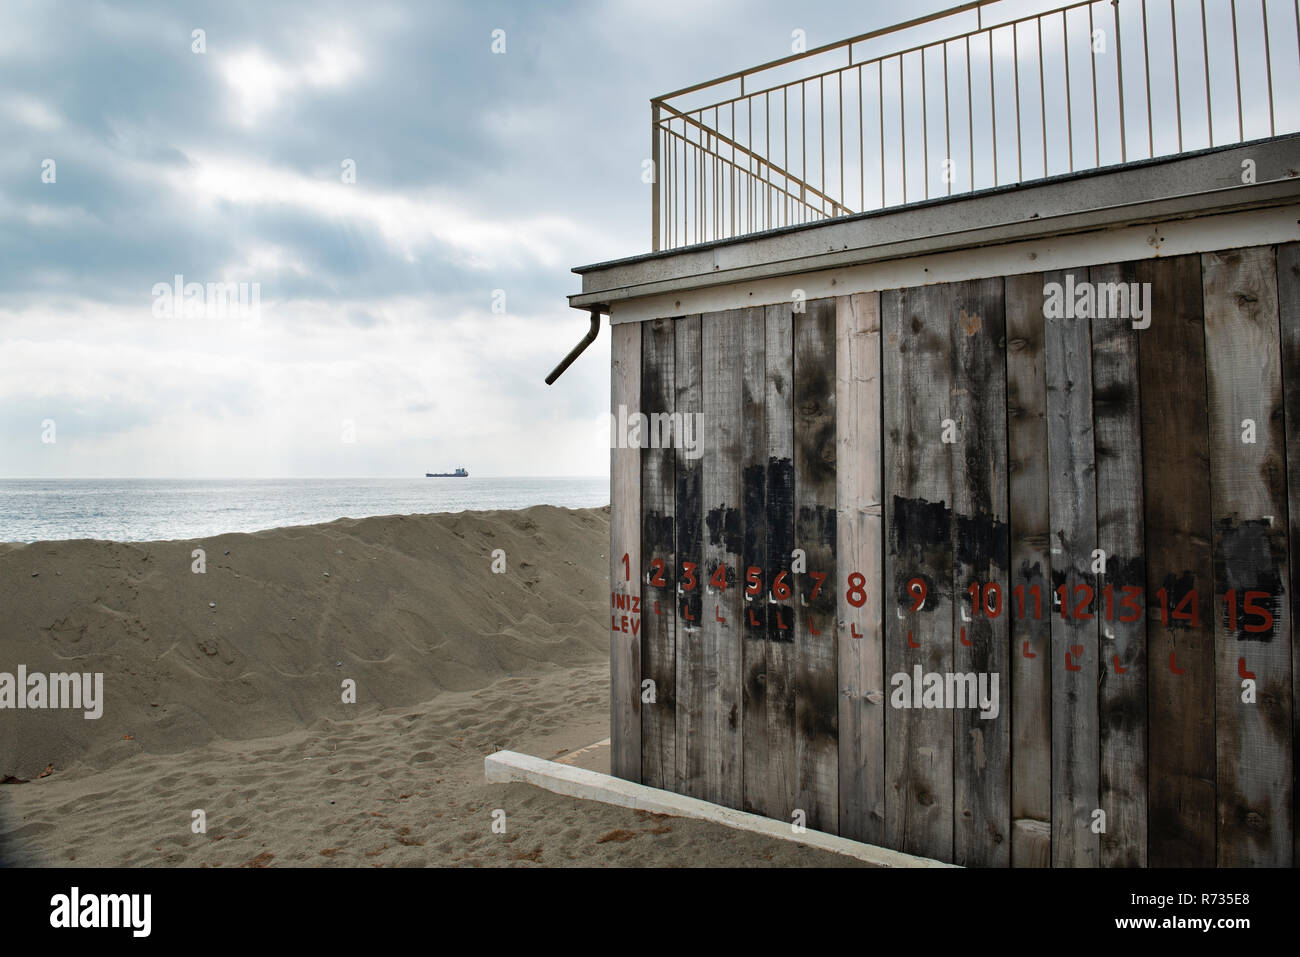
[485,749,956,867]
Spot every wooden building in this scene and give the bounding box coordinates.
[564,1,1300,866]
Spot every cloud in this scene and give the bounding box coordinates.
[221,40,364,126]
[169,151,594,270]
[0,0,977,478]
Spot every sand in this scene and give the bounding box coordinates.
[0,506,863,867]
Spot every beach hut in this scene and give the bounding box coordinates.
[556,0,1300,867]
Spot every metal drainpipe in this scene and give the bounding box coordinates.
[544,308,602,385]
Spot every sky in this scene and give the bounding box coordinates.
[1,0,1295,478]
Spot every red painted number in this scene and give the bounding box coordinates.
[846,572,867,608]
[771,570,791,600]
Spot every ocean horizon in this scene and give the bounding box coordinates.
[0,477,609,543]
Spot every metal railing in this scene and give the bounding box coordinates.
[650,0,1300,250]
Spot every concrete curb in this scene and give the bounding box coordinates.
[485,749,957,868]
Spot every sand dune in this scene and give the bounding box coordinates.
[0,506,863,867]
[0,506,609,780]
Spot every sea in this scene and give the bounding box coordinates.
[0,477,609,543]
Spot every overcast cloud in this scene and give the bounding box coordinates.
[3,0,1289,477]
[0,0,963,477]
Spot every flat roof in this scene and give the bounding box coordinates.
[570,134,1300,314]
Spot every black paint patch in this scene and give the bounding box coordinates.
[1101,554,1145,591]
[642,510,675,565]
[954,511,1010,571]
[766,455,795,644]
[890,496,953,616]
[890,496,952,550]
[705,505,743,555]
[1214,518,1284,642]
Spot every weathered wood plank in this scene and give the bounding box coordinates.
[1044,268,1100,868]
[949,277,1011,867]
[640,317,676,790]
[1137,254,1216,867]
[793,298,839,832]
[702,308,748,808]
[761,303,798,821]
[837,292,885,844]
[1202,247,1293,866]
[673,314,706,797]
[1089,261,1149,868]
[883,283,955,863]
[1279,241,1300,865]
[610,318,642,782]
[741,308,770,815]
[1004,271,1055,867]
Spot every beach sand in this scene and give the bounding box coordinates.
[0,506,863,867]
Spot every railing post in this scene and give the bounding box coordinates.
[651,100,662,252]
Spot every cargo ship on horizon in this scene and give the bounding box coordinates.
[425,467,469,477]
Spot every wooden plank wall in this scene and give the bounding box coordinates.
[837,293,885,845]
[1279,242,1300,865]
[759,304,798,822]
[949,278,1010,867]
[1138,255,1217,865]
[883,283,956,862]
[1003,270,1055,868]
[740,306,770,816]
[639,317,675,789]
[1202,248,1293,866]
[1005,272,1054,867]
[617,242,1298,866]
[702,309,747,807]
[609,319,641,782]
[1089,262,1148,867]
[793,300,839,831]
[1044,268,1101,867]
